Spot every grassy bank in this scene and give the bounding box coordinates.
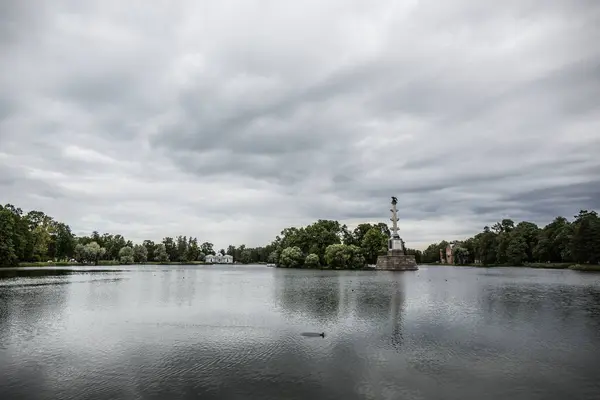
[568,264,600,272]
[16,261,210,267]
[421,262,600,271]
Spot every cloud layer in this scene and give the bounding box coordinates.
[1,0,599,249]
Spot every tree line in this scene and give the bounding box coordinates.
[265,219,421,269]
[420,210,600,266]
[4,202,597,269]
[0,203,269,267]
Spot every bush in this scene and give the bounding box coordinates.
[325,244,365,269]
[279,246,304,268]
[305,253,320,268]
[118,246,135,265]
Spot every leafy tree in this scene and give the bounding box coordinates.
[0,207,18,266]
[154,244,170,263]
[452,246,469,265]
[361,227,388,264]
[119,246,135,264]
[475,227,497,265]
[53,223,75,261]
[571,210,600,264]
[82,242,106,265]
[267,250,279,264]
[506,236,527,265]
[74,243,86,263]
[226,245,236,256]
[176,235,188,262]
[324,243,365,269]
[143,240,155,261]
[162,237,177,261]
[133,244,148,263]
[305,253,320,268]
[186,237,200,262]
[279,246,304,268]
[240,249,252,264]
[201,242,215,256]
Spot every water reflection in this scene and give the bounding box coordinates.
[273,270,408,353]
[1,266,600,400]
[0,271,69,351]
[274,271,341,323]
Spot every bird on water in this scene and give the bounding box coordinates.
[301,332,325,338]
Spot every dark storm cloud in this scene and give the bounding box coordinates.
[1,0,599,248]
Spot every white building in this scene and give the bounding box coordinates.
[205,253,234,264]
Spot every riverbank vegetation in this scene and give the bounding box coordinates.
[264,220,421,269]
[0,203,292,267]
[421,210,600,269]
[3,202,598,271]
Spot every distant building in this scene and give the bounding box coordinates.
[445,244,454,265]
[440,242,457,264]
[205,253,233,264]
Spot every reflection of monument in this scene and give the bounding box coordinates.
[375,197,418,271]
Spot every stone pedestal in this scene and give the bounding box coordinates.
[376,249,418,271]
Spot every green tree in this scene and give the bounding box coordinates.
[305,253,320,268]
[201,242,215,256]
[186,237,200,262]
[162,237,177,261]
[570,210,600,264]
[53,223,75,261]
[279,246,304,268]
[119,246,135,264]
[361,227,388,264]
[0,207,18,266]
[133,244,148,263]
[226,245,236,256]
[240,249,252,264]
[506,236,528,265]
[143,240,156,261]
[452,246,469,265]
[324,244,351,269]
[176,235,188,262]
[155,244,170,263]
[475,227,497,265]
[82,242,106,265]
[267,250,279,264]
[324,243,365,269]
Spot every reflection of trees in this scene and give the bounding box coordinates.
[0,270,70,348]
[0,268,75,280]
[389,281,406,350]
[274,271,341,323]
[354,283,393,321]
[274,270,407,349]
[351,277,406,349]
[480,283,600,331]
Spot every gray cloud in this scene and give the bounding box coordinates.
[1,0,599,249]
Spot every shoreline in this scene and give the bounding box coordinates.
[7,262,600,272]
[421,263,600,271]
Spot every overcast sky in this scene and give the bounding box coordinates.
[1,0,599,250]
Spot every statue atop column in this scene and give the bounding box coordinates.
[390,196,401,240]
[375,196,417,271]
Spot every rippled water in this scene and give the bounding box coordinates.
[1,265,599,400]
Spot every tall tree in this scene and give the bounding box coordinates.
[361,227,388,264]
[200,242,215,256]
[133,244,148,263]
[0,206,18,266]
[142,240,156,261]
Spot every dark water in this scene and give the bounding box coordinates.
[1,265,600,400]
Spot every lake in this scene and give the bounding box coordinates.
[1,265,599,400]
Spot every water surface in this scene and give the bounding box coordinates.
[1,265,599,400]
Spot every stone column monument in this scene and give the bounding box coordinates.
[375,196,418,271]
